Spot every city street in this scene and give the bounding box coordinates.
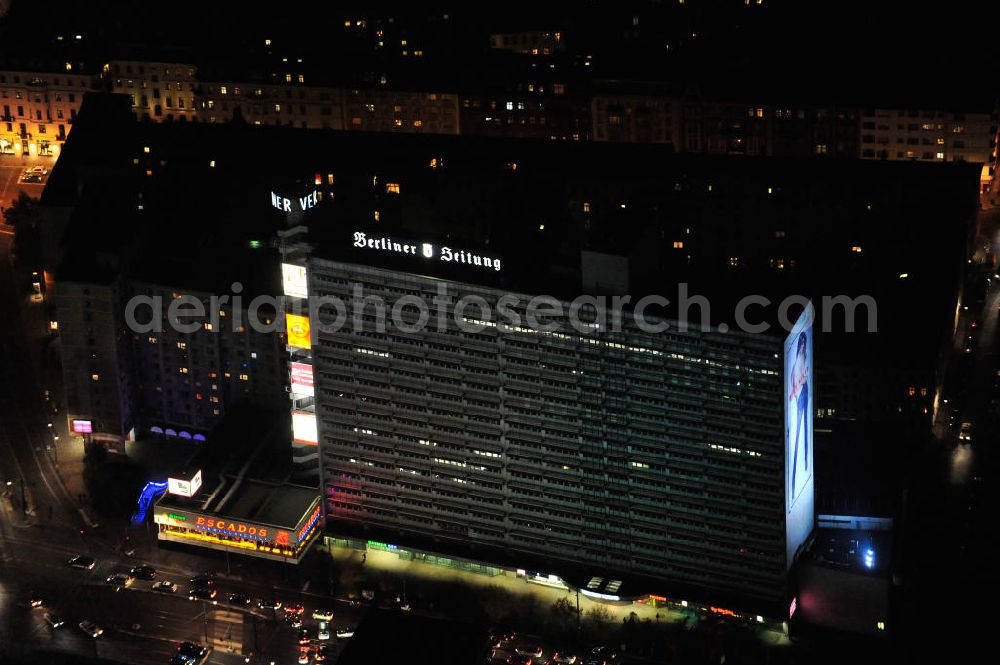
[0,231,358,664]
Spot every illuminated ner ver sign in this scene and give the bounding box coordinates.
[271,191,319,213]
[353,231,502,272]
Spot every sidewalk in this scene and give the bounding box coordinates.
[328,545,791,647]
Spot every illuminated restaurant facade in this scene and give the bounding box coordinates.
[154,495,322,563]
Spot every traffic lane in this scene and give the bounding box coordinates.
[18,578,259,663]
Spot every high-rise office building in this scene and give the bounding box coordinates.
[281,224,815,615]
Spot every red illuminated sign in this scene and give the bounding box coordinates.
[290,362,314,396]
[297,505,322,543]
[276,530,291,547]
[195,516,268,539]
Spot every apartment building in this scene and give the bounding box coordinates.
[0,70,91,155]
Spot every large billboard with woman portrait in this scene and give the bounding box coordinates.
[785,302,815,568]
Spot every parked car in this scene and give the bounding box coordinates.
[188,587,218,603]
[312,609,334,621]
[130,564,157,580]
[228,593,253,607]
[44,613,65,629]
[152,581,178,593]
[78,620,104,638]
[106,573,135,589]
[189,574,216,587]
[68,555,95,569]
[317,622,330,640]
[175,642,211,665]
[515,646,543,658]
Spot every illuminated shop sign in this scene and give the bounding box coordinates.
[167,469,203,498]
[296,505,322,542]
[290,362,315,397]
[286,313,312,349]
[72,419,93,434]
[195,515,276,540]
[352,231,502,272]
[282,263,308,299]
[292,410,318,445]
[271,190,319,213]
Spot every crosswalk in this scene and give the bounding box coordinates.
[208,608,244,654]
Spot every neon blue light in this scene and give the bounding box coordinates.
[131,481,168,525]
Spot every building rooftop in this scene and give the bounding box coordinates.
[802,527,892,577]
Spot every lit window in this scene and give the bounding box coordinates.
[148,336,158,344]
[91,373,100,382]
[203,322,213,331]
[908,387,916,396]
[239,373,249,381]
[177,342,187,350]
[386,182,400,194]
[220,86,227,95]
[729,257,739,267]
[920,387,928,397]
[179,367,189,374]
[583,202,590,213]
[143,146,150,153]
[265,38,271,46]
[413,119,423,127]
[851,245,862,253]
[673,241,684,249]
[327,173,334,185]
[298,74,304,83]
[285,73,292,83]
[936,152,945,159]
[374,210,380,222]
